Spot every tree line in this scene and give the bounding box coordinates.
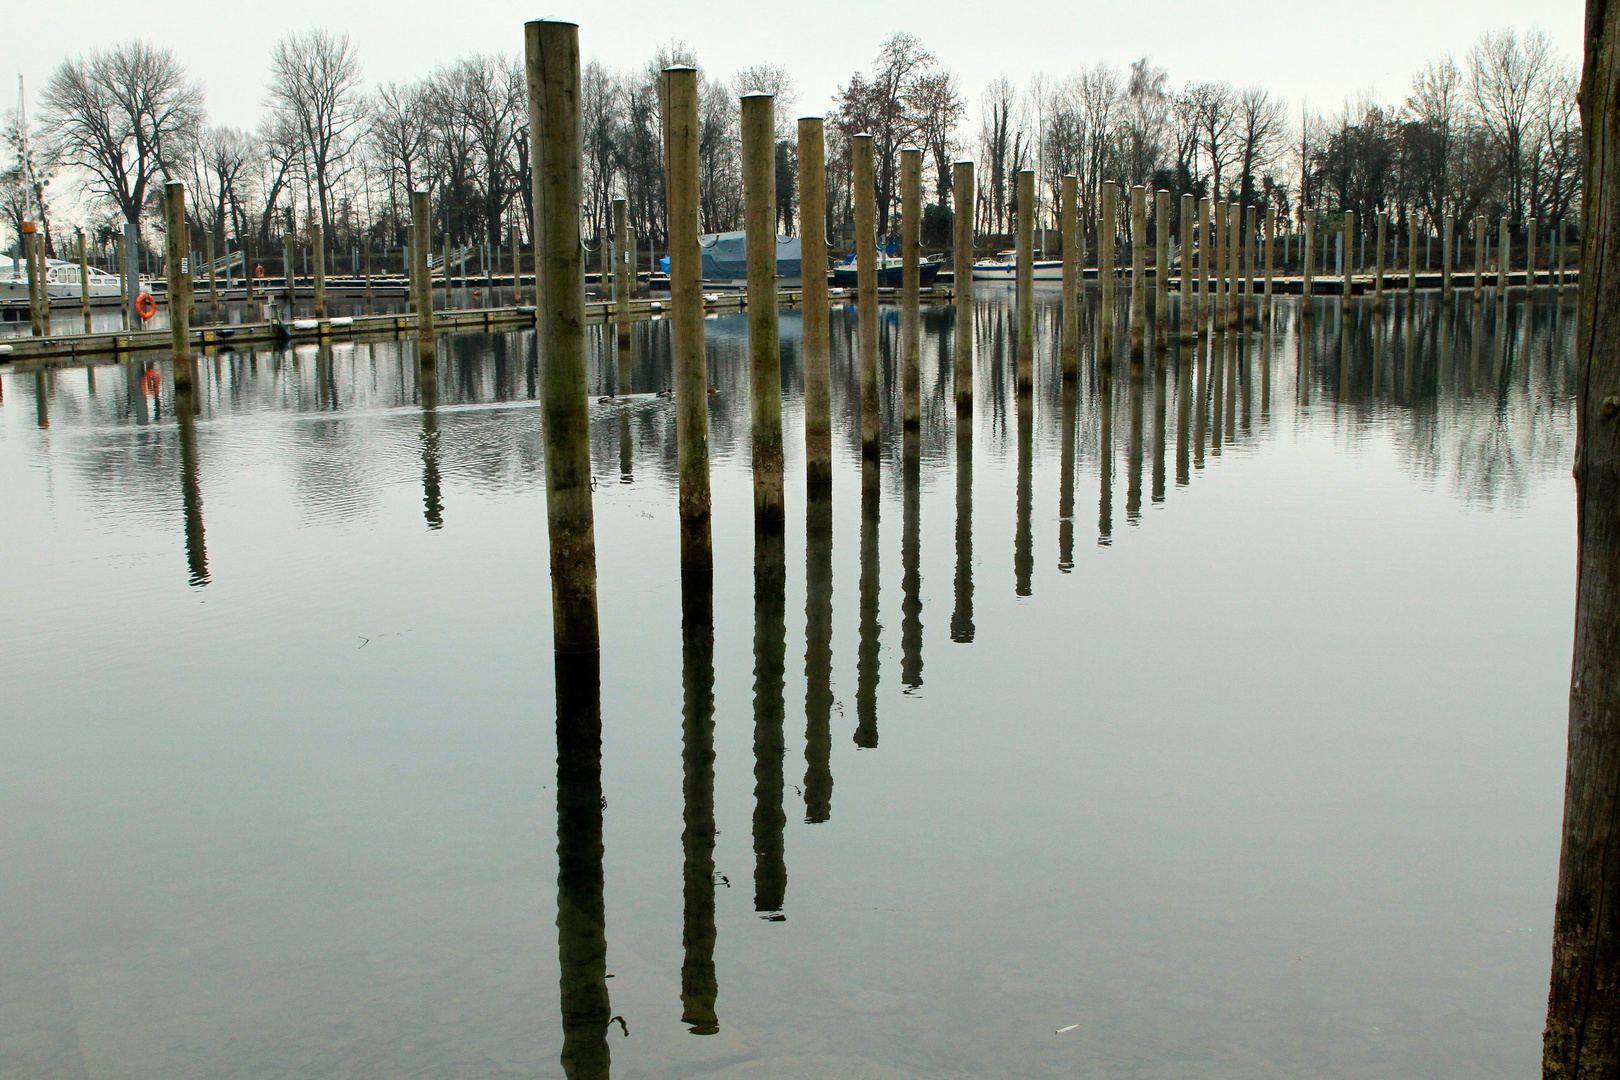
[0,25,1579,269]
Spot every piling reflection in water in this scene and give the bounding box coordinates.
[901,432,923,690]
[804,489,834,822]
[680,571,719,1033]
[555,650,611,1080]
[1014,396,1033,594]
[175,380,209,587]
[419,349,444,529]
[951,411,975,643]
[1058,378,1076,572]
[856,460,881,748]
[752,524,787,915]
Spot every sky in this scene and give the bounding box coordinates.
[6,0,1586,226]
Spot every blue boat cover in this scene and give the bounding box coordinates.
[698,231,802,280]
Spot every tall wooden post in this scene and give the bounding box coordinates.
[165,182,192,365]
[902,147,923,419]
[1129,185,1147,358]
[1543,5,1620,1072]
[78,228,92,334]
[23,224,42,336]
[613,197,631,391]
[1061,174,1079,377]
[1409,217,1420,299]
[742,92,784,523]
[800,116,832,487]
[1016,168,1035,390]
[1303,210,1316,316]
[1154,189,1170,350]
[1212,202,1226,331]
[1181,193,1196,340]
[1500,216,1511,298]
[853,132,880,455]
[508,228,519,306]
[1263,204,1276,322]
[411,191,436,359]
[1100,181,1117,350]
[1198,196,1211,335]
[952,160,975,408]
[443,231,454,310]
[1373,211,1387,308]
[1442,213,1455,300]
[1528,217,1540,300]
[207,229,220,319]
[284,234,296,306]
[664,66,711,572]
[527,19,598,653]
[1243,205,1256,329]
[312,223,326,318]
[1474,215,1486,301]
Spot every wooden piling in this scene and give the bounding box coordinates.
[1226,201,1240,329]
[1409,218,1419,299]
[1154,189,1169,350]
[508,229,519,306]
[800,116,832,487]
[410,190,436,360]
[207,229,219,320]
[664,66,712,571]
[1100,181,1117,348]
[1016,169,1035,390]
[1061,174,1079,376]
[1303,210,1315,312]
[742,92,784,523]
[902,147,923,420]
[164,182,192,365]
[1499,216,1510,298]
[1473,216,1485,301]
[78,229,92,334]
[1242,204,1255,329]
[527,18,598,653]
[284,236,295,306]
[613,198,632,391]
[313,224,327,319]
[952,160,974,408]
[23,224,42,336]
[1129,185,1146,358]
[853,133,880,455]
[1180,193,1196,340]
[1373,210,1386,307]
[1212,202,1226,330]
[1528,217,1539,299]
[1198,196,1211,334]
[1263,204,1276,321]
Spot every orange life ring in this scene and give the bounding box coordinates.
[254,265,266,278]
[141,369,160,395]
[135,292,156,320]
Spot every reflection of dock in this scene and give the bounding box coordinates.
[0,286,956,365]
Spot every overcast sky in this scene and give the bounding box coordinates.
[13,0,1581,129]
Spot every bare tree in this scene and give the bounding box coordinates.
[267,28,365,236]
[977,76,1018,236]
[1468,27,1552,225]
[1403,57,1464,228]
[1234,85,1286,206]
[1187,81,1237,198]
[187,126,256,249]
[911,70,964,205]
[369,80,433,235]
[1118,58,1170,187]
[38,40,203,238]
[834,32,939,237]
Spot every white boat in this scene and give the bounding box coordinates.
[2,258,135,305]
[972,250,1064,281]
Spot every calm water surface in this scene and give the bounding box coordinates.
[0,288,1578,1078]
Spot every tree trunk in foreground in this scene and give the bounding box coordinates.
[1545,2,1620,1076]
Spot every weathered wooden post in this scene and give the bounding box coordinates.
[165,182,192,366]
[613,197,632,391]
[1154,189,1170,350]
[1409,217,1420,299]
[1017,169,1035,389]
[1303,209,1316,317]
[1343,210,1357,297]
[312,223,327,319]
[527,19,598,653]
[902,147,924,418]
[509,228,520,306]
[800,116,832,487]
[1225,201,1241,329]
[1441,214,1455,301]
[853,132,880,455]
[206,229,219,321]
[1129,185,1147,358]
[1100,181,1117,349]
[1543,6,1620,1071]
[742,92,784,523]
[1375,210,1387,309]
[1061,174,1079,377]
[665,65,711,572]
[1198,196,1211,335]
[1528,217,1539,300]
[363,235,373,309]
[283,234,296,307]
[443,231,454,310]
[411,191,436,360]
[1499,215,1511,298]
[23,224,43,336]
[1181,193,1196,341]
[953,160,975,408]
[1263,204,1276,322]
[78,228,92,334]
[1473,215,1486,301]
[1243,204,1256,329]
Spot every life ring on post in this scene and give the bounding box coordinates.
[134,292,157,320]
[254,265,266,279]
[141,369,160,395]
